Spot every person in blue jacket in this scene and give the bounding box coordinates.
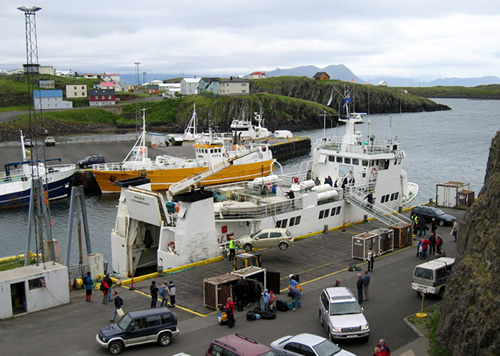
[84,272,94,302]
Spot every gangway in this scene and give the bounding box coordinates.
[344,189,411,226]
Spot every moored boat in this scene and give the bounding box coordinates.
[0,132,76,209]
[91,111,274,193]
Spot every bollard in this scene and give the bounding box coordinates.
[416,291,428,318]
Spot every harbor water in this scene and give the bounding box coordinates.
[1,98,498,264]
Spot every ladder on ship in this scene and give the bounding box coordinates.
[344,190,411,226]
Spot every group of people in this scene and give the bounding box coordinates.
[149,280,176,308]
[356,270,371,304]
[416,233,445,259]
[82,272,124,322]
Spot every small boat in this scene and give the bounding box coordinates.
[182,103,202,142]
[92,110,275,193]
[230,110,272,140]
[0,132,76,209]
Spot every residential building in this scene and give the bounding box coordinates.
[33,90,73,110]
[56,70,75,77]
[313,72,331,81]
[219,77,250,95]
[39,80,55,89]
[99,81,116,90]
[180,78,201,95]
[377,80,388,87]
[160,83,181,98]
[83,73,99,79]
[88,89,116,106]
[249,71,267,79]
[199,77,220,94]
[101,73,121,82]
[146,84,160,94]
[39,66,55,76]
[66,84,88,98]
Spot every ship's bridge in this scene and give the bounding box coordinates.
[315,137,403,156]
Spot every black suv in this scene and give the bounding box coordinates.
[96,308,180,355]
[77,154,105,168]
[411,205,456,226]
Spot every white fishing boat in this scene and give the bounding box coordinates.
[0,132,76,209]
[110,94,418,275]
[230,110,272,140]
[182,103,202,142]
[92,110,274,193]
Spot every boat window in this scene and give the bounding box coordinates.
[362,160,368,166]
[331,207,337,216]
[290,217,295,226]
[390,193,396,201]
[352,158,359,165]
[336,157,343,163]
[328,155,335,162]
[394,192,399,200]
[324,209,330,218]
[344,158,351,164]
[384,160,390,169]
[336,206,341,215]
[281,219,288,228]
[319,154,327,163]
[319,210,324,219]
[295,216,301,225]
[276,221,282,228]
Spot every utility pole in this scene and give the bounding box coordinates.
[134,62,141,132]
[18,6,55,267]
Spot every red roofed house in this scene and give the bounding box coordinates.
[249,71,267,79]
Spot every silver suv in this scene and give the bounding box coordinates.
[319,287,370,341]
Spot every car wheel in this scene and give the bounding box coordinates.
[158,332,172,346]
[439,220,445,227]
[279,242,288,250]
[108,340,124,355]
[244,244,252,252]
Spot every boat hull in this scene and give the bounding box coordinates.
[92,159,275,193]
[0,173,73,209]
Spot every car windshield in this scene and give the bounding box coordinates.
[312,339,342,355]
[433,208,446,215]
[330,301,361,315]
[250,230,263,238]
[117,314,132,330]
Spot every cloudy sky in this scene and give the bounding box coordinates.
[2,1,500,81]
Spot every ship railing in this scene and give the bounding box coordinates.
[315,137,399,155]
[92,162,125,171]
[215,197,301,220]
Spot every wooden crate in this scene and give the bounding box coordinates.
[203,273,240,310]
[389,223,413,248]
[352,232,378,260]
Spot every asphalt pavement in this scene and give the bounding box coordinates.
[0,207,463,356]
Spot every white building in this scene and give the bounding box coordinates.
[33,90,73,110]
[219,77,250,95]
[66,84,88,98]
[0,263,70,319]
[160,83,181,98]
[180,78,201,95]
[39,65,55,76]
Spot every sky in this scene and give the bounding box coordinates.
[2,1,500,82]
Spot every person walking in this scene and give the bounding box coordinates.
[104,273,113,303]
[363,270,371,301]
[150,281,159,308]
[421,237,430,260]
[451,219,458,241]
[159,282,168,307]
[84,272,94,302]
[356,273,363,304]
[364,190,375,209]
[225,297,235,328]
[431,218,438,238]
[228,236,236,261]
[255,281,263,310]
[416,239,422,258]
[110,291,124,322]
[419,218,428,237]
[101,277,109,305]
[367,247,375,272]
[168,280,176,307]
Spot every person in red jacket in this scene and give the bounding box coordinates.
[376,338,391,356]
[421,238,430,260]
[225,297,235,328]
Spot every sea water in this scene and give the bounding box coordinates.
[1,98,498,263]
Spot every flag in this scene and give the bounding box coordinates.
[342,91,351,111]
[326,89,333,106]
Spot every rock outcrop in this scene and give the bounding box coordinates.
[436,131,500,355]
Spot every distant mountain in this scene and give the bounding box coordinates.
[368,76,500,87]
[267,64,365,83]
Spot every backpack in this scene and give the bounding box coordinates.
[159,286,166,297]
[99,282,104,291]
[246,310,256,321]
[276,300,289,312]
[261,311,277,320]
[296,284,302,292]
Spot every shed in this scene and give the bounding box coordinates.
[146,132,168,147]
[313,72,331,81]
[436,181,473,208]
[0,263,70,319]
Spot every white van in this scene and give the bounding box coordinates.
[412,257,455,297]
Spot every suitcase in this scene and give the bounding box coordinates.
[276,299,288,312]
[261,311,276,319]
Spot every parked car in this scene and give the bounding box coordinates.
[319,287,370,341]
[96,308,179,355]
[78,154,105,168]
[235,228,293,252]
[206,333,275,356]
[411,205,456,226]
[24,138,33,148]
[412,257,455,298]
[44,136,56,146]
[270,333,355,356]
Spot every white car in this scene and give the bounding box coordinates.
[319,287,370,341]
[44,136,56,146]
[235,228,293,252]
[270,333,356,356]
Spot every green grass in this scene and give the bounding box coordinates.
[0,105,28,112]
